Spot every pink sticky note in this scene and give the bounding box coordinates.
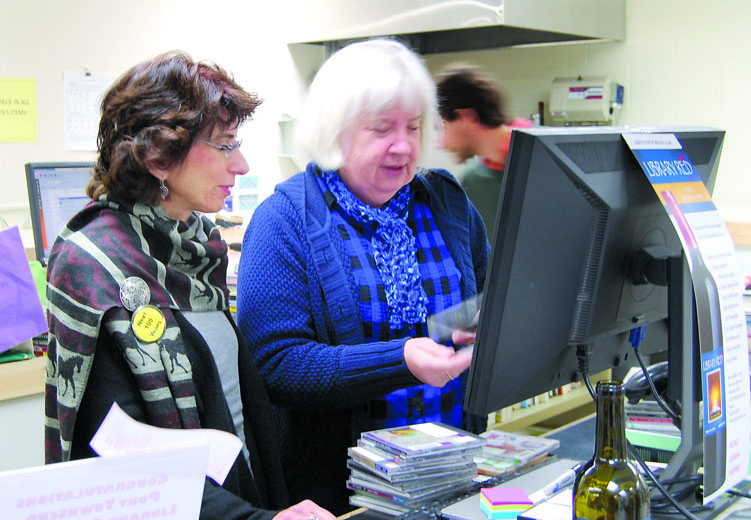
[481,487,533,506]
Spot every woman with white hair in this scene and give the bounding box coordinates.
[236,39,490,514]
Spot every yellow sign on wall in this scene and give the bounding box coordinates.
[0,78,37,142]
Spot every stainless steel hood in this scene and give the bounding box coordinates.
[285,0,625,54]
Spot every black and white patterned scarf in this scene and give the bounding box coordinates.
[44,196,229,463]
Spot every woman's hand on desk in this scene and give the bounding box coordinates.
[273,499,335,520]
[404,337,473,387]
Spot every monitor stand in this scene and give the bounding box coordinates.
[655,254,740,519]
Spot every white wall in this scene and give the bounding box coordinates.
[2,0,749,233]
[0,395,44,471]
[422,0,751,226]
[0,0,319,234]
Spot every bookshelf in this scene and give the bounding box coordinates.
[486,370,610,434]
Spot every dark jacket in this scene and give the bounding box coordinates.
[71,310,288,520]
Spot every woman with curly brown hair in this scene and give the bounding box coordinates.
[44,50,334,520]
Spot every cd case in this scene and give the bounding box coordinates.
[427,293,482,346]
[348,443,474,482]
[480,430,560,466]
[360,422,484,459]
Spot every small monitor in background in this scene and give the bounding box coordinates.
[25,162,94,266]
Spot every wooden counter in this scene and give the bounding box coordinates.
[0,355,46,402]
[728,222,751,246]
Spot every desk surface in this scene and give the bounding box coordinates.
[344,414,751,520]
[545,413,595,462]
[441,458,580,520]
[0,355,46,402]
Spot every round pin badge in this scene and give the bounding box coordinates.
[131,305,166,343]
[119,276,151,312]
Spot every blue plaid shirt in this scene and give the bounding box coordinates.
[317,174,464,429]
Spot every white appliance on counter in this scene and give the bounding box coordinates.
[549,76,624,126]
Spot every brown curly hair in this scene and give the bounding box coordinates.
[87,50,261,205]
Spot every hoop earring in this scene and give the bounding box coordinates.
[159,178,169,200]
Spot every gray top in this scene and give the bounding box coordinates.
[183,310,251,470]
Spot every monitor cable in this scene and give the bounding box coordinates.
[577,347,704,520]
[628,326,681,423]
[628,439,707,519]
[575,344,597,402]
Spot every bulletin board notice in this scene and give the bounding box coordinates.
[0,78,36,142]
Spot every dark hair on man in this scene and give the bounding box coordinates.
[436,65,508,128]
[88,50,261,205]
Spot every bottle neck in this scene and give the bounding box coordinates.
[594,380,628,460]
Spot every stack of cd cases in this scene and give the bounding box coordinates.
[347,422,484,516]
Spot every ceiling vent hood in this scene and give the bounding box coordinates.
[285,0,625,54]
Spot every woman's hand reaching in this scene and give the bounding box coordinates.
[403,337,473,387]
[272,500,336,520]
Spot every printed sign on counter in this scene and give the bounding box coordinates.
[624,132,751,504]
[1,443,208,520]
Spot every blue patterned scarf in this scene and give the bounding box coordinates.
[321,170,428,329]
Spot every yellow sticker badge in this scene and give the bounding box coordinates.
[131,305,166,343]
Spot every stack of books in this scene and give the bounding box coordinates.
[624,399,680,462]
[474,430,560,476]
[624,400,679,435]
[31,332,49,356]
[347,423,484,516]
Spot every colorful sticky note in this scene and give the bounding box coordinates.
[480,487,534,519]
[481,487,533,507]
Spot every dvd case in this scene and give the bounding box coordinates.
[479,430,560,466]
[361,422,484,459]
[348,444,475,482]
[347,422,483,516]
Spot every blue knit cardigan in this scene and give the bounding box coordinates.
[236,164,490,514]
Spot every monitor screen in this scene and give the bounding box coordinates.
[464,126,724,417]
[25,162,94,266]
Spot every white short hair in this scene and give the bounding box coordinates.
[297,39,439,170]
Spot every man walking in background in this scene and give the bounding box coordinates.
[437,65,533,239]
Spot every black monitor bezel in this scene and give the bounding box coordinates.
[25,161,95,266]
[464,126,724,417]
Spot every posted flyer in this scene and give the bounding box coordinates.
[624,132,750,503]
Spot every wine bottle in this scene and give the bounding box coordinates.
[573,380,650,520]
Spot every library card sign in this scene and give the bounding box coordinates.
[623,132,750,504]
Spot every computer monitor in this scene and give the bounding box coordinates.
[25,162,94,266]
[464,126,724,417]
